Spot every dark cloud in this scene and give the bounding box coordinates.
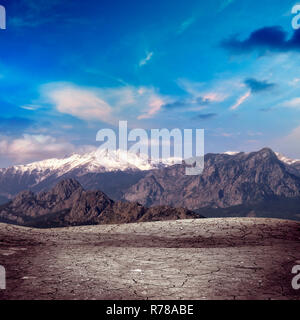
[163,96,211,110]
[197,113,217,120]
[221,26,300,54]
[244,78,275,93]
[163,100,187,110]
[195,97,211,105]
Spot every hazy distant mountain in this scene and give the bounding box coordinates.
[0,179,201,228]
[124,148,300,211]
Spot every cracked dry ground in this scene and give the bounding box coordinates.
[0,218,300,300]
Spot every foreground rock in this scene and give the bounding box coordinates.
[0,218,299,300]
[0,179,201,228]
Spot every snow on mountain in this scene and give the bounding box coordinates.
[223,151,300,166]
[0,149,180,186]
[1,148,299,200]
[224,151,240,156]
[4,149,297,182]
[275,152,300,165]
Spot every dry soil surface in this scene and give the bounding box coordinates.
[0,218,300,300]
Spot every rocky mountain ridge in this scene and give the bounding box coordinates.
[1,148,300,218]
[0,179,201,228]
[124,148,300,209]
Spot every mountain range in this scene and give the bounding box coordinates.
[124,148,300,207]
[1,147,300,222]
[0,149,163,202]
[0,178,201,228]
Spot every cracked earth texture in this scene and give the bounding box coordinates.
[0,218,299,300]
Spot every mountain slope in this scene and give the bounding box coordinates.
[1,147,300,218]
[0,179,202,228]
[124,148,300,210]
[0,149,162,200]
[0,195,8,205]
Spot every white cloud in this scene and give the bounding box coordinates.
[45,84,114,124]
[0,134,95,164]
[139,52,154,67]
[282,97,300,109]
[177,79,204,96]
[43,83,168,123]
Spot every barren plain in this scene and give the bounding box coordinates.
[0,218,300,300]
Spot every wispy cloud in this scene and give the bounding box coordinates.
[20,105,40,111]
[177,79,229,103]
[219,0,236,12]
[178,17,196,34]
[230,91,251,110]
[282,97,300,109]
[289,78,300,87]
[139,52,154,67]
[10,0,62,28]
[137,94,166,119]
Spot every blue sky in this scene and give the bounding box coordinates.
[1,0,300,166]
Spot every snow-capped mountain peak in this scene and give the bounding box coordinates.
[0,147,300,202]
[1,150,149,174]
[0,149,181,187]
[0,149,185,199]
